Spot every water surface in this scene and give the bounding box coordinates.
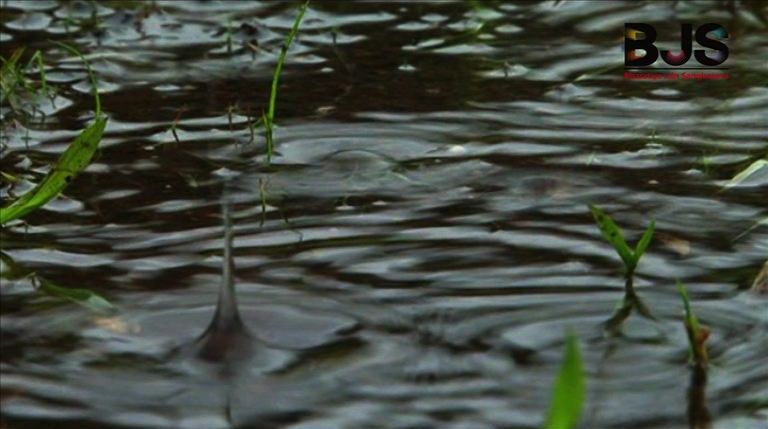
[1,1,767,428]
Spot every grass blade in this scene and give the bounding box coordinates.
[1,48,27,110]
[678,281,709,367]
[589,205,634,271]
[0,117,108,224]
[38,277,115,314]
[263,0,309,163]
[752,261,768,294]
[1,43,107,225]
[267,0,309,123]
[53,42,101,117]
[722,158,767,190]
[544,332,585,429]
[634,219,655,262]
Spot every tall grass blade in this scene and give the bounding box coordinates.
[0,117,108,224]
[544,332,585,429]
[53,41,102,117]
[263,0,309,163]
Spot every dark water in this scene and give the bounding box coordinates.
[1,1,767,428]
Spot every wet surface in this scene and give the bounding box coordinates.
[1,1,767,428]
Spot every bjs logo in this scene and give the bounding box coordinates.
[625,23,729,67]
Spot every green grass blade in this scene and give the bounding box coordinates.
[267,0,309,123]
[678,282,699,335]
[26,50,48,97]
[678,281,709,366]
[544,332,585,429]
[262,0,309,164]
[589,205,635,271]
[1,48,26,109]
[0,117,108,224]
[52,42,101,117]
[722,158,767,190]
[39,277,115,314]
[634,219,655,262]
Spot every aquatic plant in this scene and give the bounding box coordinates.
[0,44,107,225]
[678,281,709,367]
[544,332,585,429]
[263,0,310,164]
[38,277,115,314]
[1,252,114,313]
[589,205,656,330]
[1,48,52,114]
[751,261,768,294]
[589,205,655,280]
[722,158,767,190]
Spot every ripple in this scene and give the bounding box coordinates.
[2,1,766,428]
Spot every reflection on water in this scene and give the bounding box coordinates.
[1,1,767,428]
[689,365,712,429]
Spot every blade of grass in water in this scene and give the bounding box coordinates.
[1,48,27,110]
[0,43,106,225]
[588,204,655,276]
[0,117,107,224]
[634,219,655,262]
[38,277,115,314]
[54,41,102,117]
[722,158,767,190]
[1,252,114,313]
[589,205,634,272]
[264,0,309,163]
[678,281,709,367]
[544,332,585,429]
